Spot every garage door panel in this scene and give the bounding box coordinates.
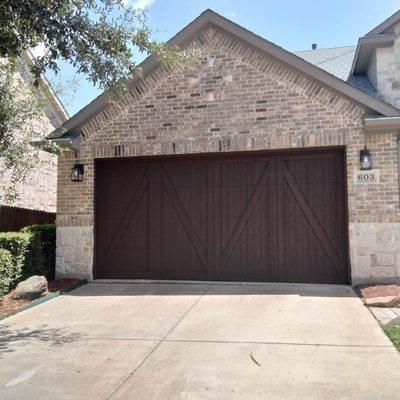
[218,189,279,282]
[150,179,209,280]
[278,181,339,283]
[278,157,347,283]
[95,163,151,278]
[282,154,345,249]
[285,152,347,261]
[218,159,274,271]
[162,162,209,250]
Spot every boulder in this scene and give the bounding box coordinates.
[365,295,400,308]
[12,276,47,300]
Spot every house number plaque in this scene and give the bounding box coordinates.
[354,170,380,185]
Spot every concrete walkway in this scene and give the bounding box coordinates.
[0,282,399,399]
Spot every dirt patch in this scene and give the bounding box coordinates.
[354,284,400,300]
[48,278,81,293]
[0,278,81,318]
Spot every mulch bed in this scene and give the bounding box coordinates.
[0,278,80,318]
[354,284,400,302]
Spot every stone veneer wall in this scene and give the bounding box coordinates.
[373,22,400,108]
[56,25,400,284]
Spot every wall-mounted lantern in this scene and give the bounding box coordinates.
[71,162,84,182]
[360,145,372,170]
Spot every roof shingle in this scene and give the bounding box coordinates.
[293,46,381,99]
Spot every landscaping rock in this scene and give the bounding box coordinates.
[12,276,47,300]
[365,295,400,308]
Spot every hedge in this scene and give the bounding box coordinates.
[0,248,19,296]
[21,224,56,281]
[0,232,31,295]
[0,224,56,296]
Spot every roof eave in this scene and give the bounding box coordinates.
[366,10,400,36]
[21,49,69,124]
[350,34,396,75]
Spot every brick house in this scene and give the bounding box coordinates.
[51,10,400,284]
[0,49,68,231]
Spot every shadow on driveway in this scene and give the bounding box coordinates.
[65,281,356,298]
[0,324,82,355]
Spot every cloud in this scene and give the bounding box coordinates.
[127,0,156,10]
[225,11,237,19]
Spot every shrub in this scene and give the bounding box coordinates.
[0,248,18,296]
[0,231,31,282]
[0,224,56,296]
[21,224,56,281]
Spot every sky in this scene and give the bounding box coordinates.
[49,0,400,117]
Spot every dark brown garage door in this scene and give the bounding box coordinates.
[95,149,349,284]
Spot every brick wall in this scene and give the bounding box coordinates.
[0,61,59,213]
[56,25,400,283]
[0,150,57,212]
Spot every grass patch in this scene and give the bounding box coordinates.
[384,324,400,351]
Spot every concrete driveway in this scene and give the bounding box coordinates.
[0,282,399,399]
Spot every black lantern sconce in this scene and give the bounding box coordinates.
[359,145,372,170]
[70,152,84,182]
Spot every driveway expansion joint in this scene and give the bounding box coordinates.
[105,284,212,400]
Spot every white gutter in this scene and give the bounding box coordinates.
[50,136,81,151]
[364,116,400,132]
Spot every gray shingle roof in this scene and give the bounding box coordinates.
[293,46,381,100]
[293,46,356,80]
[347,75,384,100]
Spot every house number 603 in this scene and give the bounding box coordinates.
[358,173,375,181]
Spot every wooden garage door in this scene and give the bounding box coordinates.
[95,149,349,284]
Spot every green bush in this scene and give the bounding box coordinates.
[0,224,56,296]
[21,224,56,281]
[0,248,18,296]
[0,231,31,284]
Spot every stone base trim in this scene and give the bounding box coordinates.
[350,222,400,285]
[56,222,400,284]
[56,226,94,280]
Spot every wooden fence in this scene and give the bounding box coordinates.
[0,206,56,232]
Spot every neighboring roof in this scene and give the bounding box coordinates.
[293,46,356,81]
[366,10,400,36]
[51,9,400,139]
[21,49,69,126]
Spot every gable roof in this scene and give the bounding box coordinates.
[351,11,400,76]
[366,10,400,36]
[51,9,400,138]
